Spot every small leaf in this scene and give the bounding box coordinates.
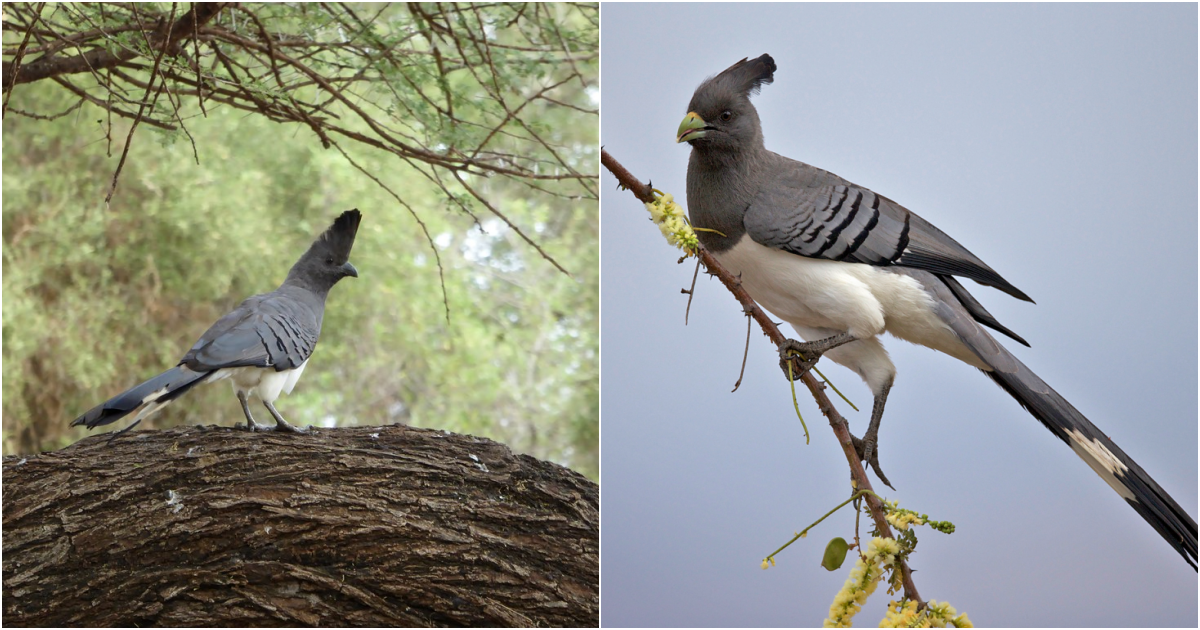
[821,537,849,571]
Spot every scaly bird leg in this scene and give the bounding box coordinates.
[262,400,309,434]
[852,383,893,489]
[237,390,272,431]
[778,333,894,488]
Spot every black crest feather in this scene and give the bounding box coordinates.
[706,54,776,99]
[313,208,361,264]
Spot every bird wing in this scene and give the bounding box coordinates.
[743,172,1032,303]
[180,294,318,372]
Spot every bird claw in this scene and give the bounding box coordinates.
[245,421,310,434]
[850,433,894,490]
[274,422,310,434]
[777,338,820,381]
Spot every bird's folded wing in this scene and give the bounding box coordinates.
[744,181,1032,302]
[181,295,318,372]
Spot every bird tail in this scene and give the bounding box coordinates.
[983,356,1198,569]
[71,366,209,430]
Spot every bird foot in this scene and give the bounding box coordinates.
[272,421,310,434]
[777,333,856,382]
[777,338,821,381]
[850,433,894,490]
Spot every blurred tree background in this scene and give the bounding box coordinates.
[2,3,598,479]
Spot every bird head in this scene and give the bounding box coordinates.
[677,54,776,153]
[285,209,362,292]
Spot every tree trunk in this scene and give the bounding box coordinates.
[2,424,598,627]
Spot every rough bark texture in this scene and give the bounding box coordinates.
[2,424,598,627]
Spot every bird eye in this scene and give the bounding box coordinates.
[325,257,334,265]
[720,111,733,122]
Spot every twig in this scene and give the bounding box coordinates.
[683,256,700,324]
[329,139,453,326]
[600,148,923,606]
[105,4,178,207]
[2,2,45,119]
[452,170,571,277]
[731,311,751,393]
[765,489,881,562]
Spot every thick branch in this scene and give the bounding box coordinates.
[2,425,599,627]
[601,148,922,605]
[1,3,229,89]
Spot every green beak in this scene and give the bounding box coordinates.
[676,111,708,143]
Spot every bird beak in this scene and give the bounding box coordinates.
[342,262,359,278]
[676,111,709,143]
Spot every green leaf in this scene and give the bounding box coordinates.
[821,537,850,571]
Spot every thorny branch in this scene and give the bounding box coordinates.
[600,148,924,606]
[2,2,597,287]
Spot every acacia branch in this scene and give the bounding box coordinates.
[3,2,597,279]
[1,2,45,119]
[600,148,923,606]
[104,4,177,206]
[1,2,229,89]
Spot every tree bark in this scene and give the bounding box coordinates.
[2,424,598,627]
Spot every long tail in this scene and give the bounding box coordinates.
[984,357,1198,569]
[71,366,210,430]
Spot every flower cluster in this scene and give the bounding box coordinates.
[885,510,924,531]
[823,537,901,628]
[644,192,699,255]
[881,599,973,628]
[881,499,954,534]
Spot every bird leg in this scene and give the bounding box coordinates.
[262,400,309,434]
[777,332,856,381]
[237,391,272,431]
[851,384,893,489]
[778,334,895,488]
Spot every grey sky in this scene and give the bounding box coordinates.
[600,3,1196,627]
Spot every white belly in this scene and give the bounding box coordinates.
[211,360,308,404]
[716,236,989,389]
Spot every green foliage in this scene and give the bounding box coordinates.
[2,3,598,479]
[821,537,850,571]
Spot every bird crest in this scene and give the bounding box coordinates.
[705,54,776,100]
[312,208,362,265]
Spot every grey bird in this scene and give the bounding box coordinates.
[677,54,1197,569]
[71,209,361,436]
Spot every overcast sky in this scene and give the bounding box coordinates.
[600,4,1196,627]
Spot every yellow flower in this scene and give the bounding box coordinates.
[644,192,700,256]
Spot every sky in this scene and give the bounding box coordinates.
[600,4,1197,627]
